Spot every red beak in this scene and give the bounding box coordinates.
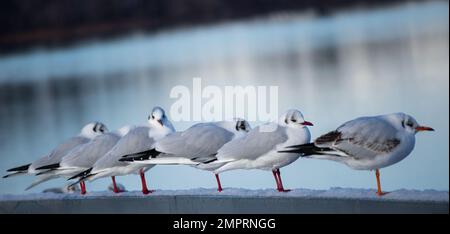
[302,121,314,126]
[415,125,434,132]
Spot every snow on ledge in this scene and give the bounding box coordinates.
[0,187,448,203]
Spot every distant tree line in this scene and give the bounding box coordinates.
[0,0,414,53]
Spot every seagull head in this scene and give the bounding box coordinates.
[214,118,251,135]
[391,113,434,134]
[148,106,175,131]
[280,109,314,128]
[80,122,108,138]
[234,118,251,133]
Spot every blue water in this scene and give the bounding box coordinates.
[0,1,448,194]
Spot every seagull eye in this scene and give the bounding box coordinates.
[291,119,297,123]
[406,122,414,127]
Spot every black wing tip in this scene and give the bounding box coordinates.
[6,163,31,172]
[120,148,160,162]
[149,148,161,158]
[35,163,60,170]
[69,172,97,186]
[278,143,332,156]
[119,157,133,162]
[119,154,150,162]
[285,143,315,149]
[277,149,304,154]
[68,168,93,180]
[201,158,218,164]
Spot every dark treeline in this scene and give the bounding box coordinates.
[0,0,416,53]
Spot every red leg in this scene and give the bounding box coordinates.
[375,169,389,196]
[140,169,152,195]
[111,176,120,193]
[80,181,86,195]
[276,169,290,192]
[272,170,281,190]
[215,173,223,192]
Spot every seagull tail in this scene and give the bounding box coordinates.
[68,172,96,188]
[68,167,93,181]
[278,143,334,156]
[132,157,199,165]
[119,148,161,162]
[6,163,31,172]
[4,163,32,178]
[35,163,60,171]
[3,171,27,178]
[200,158,234,166]
[35,169,57,176]
[25,174,59,191]
[191,155,218,164]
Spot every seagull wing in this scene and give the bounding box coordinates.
[31,136,90,169]
[156,123,235,159]
[60,133,120,168]
[217,123,288,161]
[316,116,401,160]
[93,126,155,170]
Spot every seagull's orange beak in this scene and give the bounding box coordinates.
[302,121,314,126]
[415,125,434,132]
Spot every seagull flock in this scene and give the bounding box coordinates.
[3,106,433,196]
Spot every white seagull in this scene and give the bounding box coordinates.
[209,109,313,192]
[69,106,175,194]
[3,122,107,190]
[119,119,251,192]
[279,112,434,196]
[34,126,131,194]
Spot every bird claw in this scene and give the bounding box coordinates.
[142,189,154,195]
[113,189,125,194]
[278,189,291,192]
[376,191,390,196]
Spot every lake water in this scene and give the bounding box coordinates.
[0,1,448,194]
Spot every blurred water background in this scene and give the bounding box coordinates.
[0,0,448,194]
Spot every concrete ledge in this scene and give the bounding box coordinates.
[0,188,448,214]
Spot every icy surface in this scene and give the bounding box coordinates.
[0,187,448,202]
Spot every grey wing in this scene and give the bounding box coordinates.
[31,136,89,168]
[113,127,156,155]
[315,117,401,159]
[61,134,120,168]
[217,124,288,161]
[94,127,155,169]
[156,123,235,159]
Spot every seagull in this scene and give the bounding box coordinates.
[119,119,251,192]
[3,122,107,190]
[278,112,434,196]
[33,126,131,195]
[69,106,175,194]
[207,109,313,192]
